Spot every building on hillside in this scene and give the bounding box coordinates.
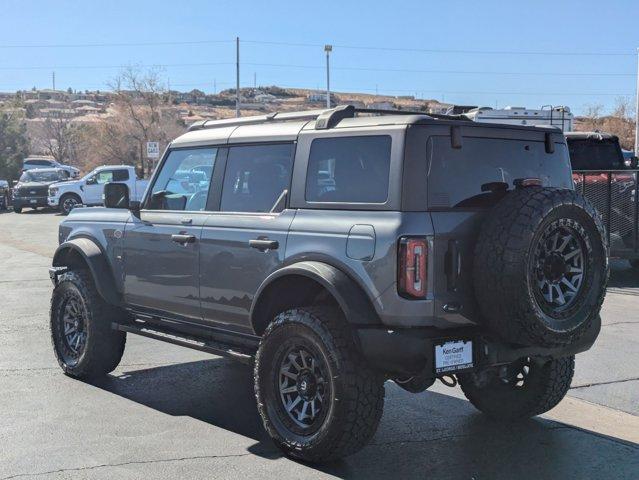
[39,108,76,119]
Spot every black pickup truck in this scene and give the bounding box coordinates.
[566,132,639,268]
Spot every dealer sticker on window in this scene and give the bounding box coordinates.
[435,340,473,374]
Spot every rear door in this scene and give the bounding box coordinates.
[199,143,295,332]
[123,147,219,319]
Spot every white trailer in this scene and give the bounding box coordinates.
[465,106,573,132]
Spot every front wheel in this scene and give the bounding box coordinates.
[254,306,385,463]
[13,206,22,213]
[60,194,80,215]
[458,355,575,420]
[50,270,126,379]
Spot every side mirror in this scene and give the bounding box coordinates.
[86,176,96,185]
[104,182,130,209]
[12,180,18,187]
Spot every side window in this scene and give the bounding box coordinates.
[220,144,294,213]
[305,136,391,203]
[96,170,114,184]
[112,169,130,181]
[148,148,217,211]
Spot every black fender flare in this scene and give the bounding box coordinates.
[52,237,122,307]
[250,261,381,333]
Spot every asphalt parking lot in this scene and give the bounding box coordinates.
[1,208,637,479]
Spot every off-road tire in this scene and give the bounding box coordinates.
[254,306,385,463]
[458,356,575,420]
[50,270,126,379]
[13,206,22,213]
[60,193,81,215]
[474,187,608,347]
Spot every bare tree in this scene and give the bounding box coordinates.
[34,114,85,165]
[108,67,177,177]
[582,103,604,131]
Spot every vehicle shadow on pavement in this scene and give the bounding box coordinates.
[90,358,638,479]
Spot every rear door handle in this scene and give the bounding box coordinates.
[171,234,196,245]
[249,239,279,251]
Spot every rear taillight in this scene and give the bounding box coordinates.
[398,237,428,299]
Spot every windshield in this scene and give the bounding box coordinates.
[568,139,624,170]
[20,170,65,182]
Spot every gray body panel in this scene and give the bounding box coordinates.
[54,111,576,338]
[199,210,295,331]
[122,210,211,319]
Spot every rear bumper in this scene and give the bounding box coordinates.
[355,317,601,376]
[13,196,49,208]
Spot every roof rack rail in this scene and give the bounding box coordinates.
[188,104,470,132]
[188,109,326,131]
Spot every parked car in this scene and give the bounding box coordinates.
[565,132,639,268]
[0,180,10,210]
[12,168,69,213]
[48,165,149,215]
[22,156,80,178]
[622,149,638,168]
[49,105,607,462]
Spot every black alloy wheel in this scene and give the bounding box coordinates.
[62,196,79,215]
[532,221,587,317]
[275,342,331,434]
[54,294,88,365]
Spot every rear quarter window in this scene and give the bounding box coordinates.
[305,135,391,203]
[567,139,623,170]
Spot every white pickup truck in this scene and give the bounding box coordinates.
[48,165,149,215]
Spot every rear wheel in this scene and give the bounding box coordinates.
[50,270,126,379]
[13,206,22,213]
[458,356,575,420]
[630,260,639,271]
[255,306,385,463]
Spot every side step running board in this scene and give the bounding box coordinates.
[113,322,254,364]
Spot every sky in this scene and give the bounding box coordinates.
[0,0,638,115]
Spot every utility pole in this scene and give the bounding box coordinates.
[254,72,256,89]
[213,79,217,95]
[236,36,240,117]
[324,44,332,108]
[635,48,639,156]
[52,71,56,91]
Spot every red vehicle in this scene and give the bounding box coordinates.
[566,132,639,268]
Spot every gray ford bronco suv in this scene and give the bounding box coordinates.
[49,105,608,462]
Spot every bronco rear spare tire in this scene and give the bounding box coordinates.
[474,187,608,347]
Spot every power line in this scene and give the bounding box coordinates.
[243,39,635,57]
[0,37,632,57]
[0,61,634,78]
[0,40,233,49]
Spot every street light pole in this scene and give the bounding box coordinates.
[635,48,639,155]
[324,44,332,109]
[236,36,240,118]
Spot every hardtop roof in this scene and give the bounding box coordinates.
[171,105,562,148]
